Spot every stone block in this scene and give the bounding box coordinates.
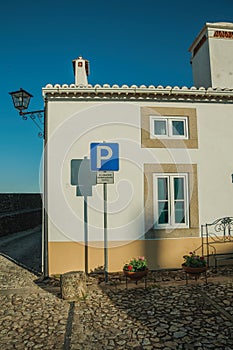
[60,271,87,301]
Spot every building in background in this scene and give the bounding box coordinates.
[42,22,233,275]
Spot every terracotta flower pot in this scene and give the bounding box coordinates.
[123,268,149,282]
[182,264,207,275]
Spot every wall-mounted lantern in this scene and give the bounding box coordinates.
[9,88,44,138]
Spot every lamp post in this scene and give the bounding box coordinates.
[9,88,48,279]
[9,88,44,138]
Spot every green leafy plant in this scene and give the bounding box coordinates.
[123,256,148,272]
[182,251,206,268]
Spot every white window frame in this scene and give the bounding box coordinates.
[150,116,189,139]
[153,173,189,229]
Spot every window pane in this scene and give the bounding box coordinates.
[154,173,189,228]
[174,177,184,200]
[175,201,185,223]
[154,120,167,135]
[175,201,184,210]
[158,202,169,224]
[172,120,185,136]
[157,178,168,200]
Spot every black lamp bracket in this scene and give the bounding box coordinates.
[20,109,44,138]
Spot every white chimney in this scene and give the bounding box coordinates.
[72,56,90,86]
[189,22,233,88]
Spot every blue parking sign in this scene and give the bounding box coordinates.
[90,143,119,171]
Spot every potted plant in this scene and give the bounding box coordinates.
[123,256,148,283]
[182,251,207,275]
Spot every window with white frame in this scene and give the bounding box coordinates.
[150,116,188,139]
[153,173,189,228]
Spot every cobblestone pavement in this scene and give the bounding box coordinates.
[1,254,233,350]
[0,255,69,350]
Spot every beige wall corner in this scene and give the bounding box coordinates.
[48,238,203,275]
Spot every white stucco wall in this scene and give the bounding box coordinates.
[191,40,211,88]
[209,37,233,88]
[46,99,233,244]
[196,103,233,221]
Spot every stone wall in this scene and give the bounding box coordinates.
[0,194,42,237]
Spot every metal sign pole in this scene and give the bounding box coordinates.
[103,183,108,283]
[84,195,88,274]
[90,142,119,284]
[71,158,97,276]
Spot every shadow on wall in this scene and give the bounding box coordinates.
[0,193,42,237]
[0,194,42,274]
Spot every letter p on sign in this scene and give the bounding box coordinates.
[90,143,119,171]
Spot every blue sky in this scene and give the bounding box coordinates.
[1,0,233,192]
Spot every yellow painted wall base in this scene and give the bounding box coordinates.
[49,238,204,275]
